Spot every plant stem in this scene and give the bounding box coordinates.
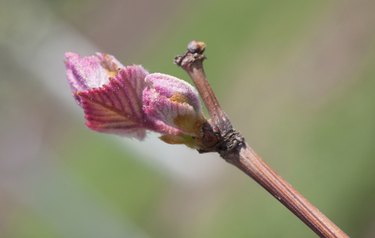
[175,40,349,238]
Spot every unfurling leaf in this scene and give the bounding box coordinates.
[77,66,150,139]
[64,52,207,147]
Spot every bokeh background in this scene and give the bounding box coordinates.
[1,0,375,237]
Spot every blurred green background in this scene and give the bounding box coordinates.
[1,0,375,237]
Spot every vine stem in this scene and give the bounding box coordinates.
[175,40,349,238]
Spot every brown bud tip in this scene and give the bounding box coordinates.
[187,40,206,54]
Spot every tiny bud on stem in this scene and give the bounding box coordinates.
[175,41,231,134]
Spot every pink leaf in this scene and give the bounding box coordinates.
[64,52,207,145]
[77,65,150,139]
[143,73,204,135]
